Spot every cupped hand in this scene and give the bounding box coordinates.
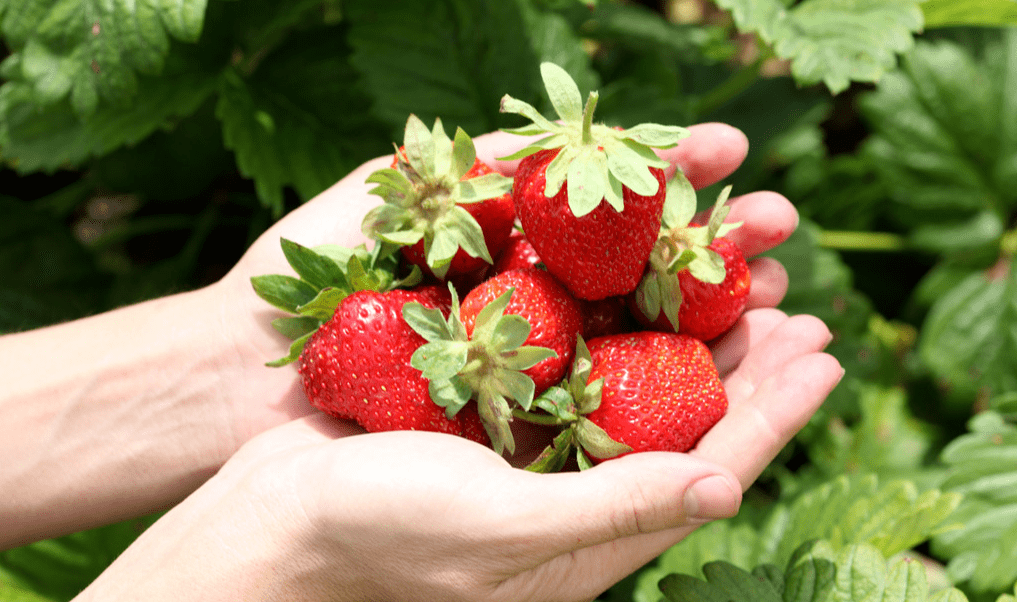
[78,313,841,602]
[211,122,805,453]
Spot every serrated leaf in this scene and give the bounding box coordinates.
[933,411,1017,595]
[216,28,388,215]
[347,0,539,135]
[859,37,1017,253]
[0,0,207,115]
[918,260,1017,409]
[715,0,924,94]
[250,274,318,314]
[0,52,216,173]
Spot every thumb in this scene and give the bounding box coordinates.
[514,453,742,558]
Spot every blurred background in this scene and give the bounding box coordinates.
[2,1,1017,601]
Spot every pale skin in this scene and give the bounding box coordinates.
[0,123,844,601]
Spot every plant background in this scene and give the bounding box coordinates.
[2,0,1017,600]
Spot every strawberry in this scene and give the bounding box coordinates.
[299,285,488,443]
[584,332,727,456]
[362,115,515,281]
[492,229,542,274]
[635,237,750,341]
[459,268,583,393]
[630,183,750,342]
[499,62,689,301]
[523,332,727,471]
[403,269,581,454]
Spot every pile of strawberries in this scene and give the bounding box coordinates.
[252,63,751,471]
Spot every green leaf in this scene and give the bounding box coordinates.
[250,274,319,314]
[859,36,1017,253]
[266,331,313,367]
[280,238,348,291]
[566,149,609,215]
[216,27,388,215]
[455,172,513,204]
[540,61,583,123]
[918,260,1017,410]
[346,0,540,135]
[662,170,697,230]
[428,375,473,418]
[636,473,961,599]
[410,340,470,381]
[575,417,632,460]
[402,302,453,343]
[923,0,1017,27]
[0,0,207,115]
[0,48,217,173]
[295,287,347,321]
[271,315,321,341]
[933,411,1017,596]
[525,429,575,474]
[715,0,924,94]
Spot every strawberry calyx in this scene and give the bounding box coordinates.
[632,179,742,331]
[402,285,557,455]
[362,115,513,279]
[251,239,421,366]
[515,336,632,472]
[498,62,689,217]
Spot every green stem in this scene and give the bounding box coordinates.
[581,91,598,145]
[512,408,568,427]
[819,230,909,253]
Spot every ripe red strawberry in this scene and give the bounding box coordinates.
[635,237,750,341]
[584,331,727,457]
[460,268,583,393]
[492,229,542,274]
[499,63,688,301]
[630,183,750,342]
[363,115,515,281]
[299,285,488,443]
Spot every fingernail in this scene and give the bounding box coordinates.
[684,475,741,522]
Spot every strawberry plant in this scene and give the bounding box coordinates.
[4,1,1017,601]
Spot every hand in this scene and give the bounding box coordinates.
[213,122,792,446]
[77,315,841,602]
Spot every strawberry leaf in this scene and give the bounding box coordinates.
[541,62,583,123]
[265,332,313,368]
[502,346,558,372]
[662,170,698,230]
[493,368,537,411]
[428,376,473,419]
[454,173,513,204]
[567,149,609,215]
[410,340,470,381]
[250,274,318,314]
[270,316,321,341]
[402,302,453,343]
[402,114,436,181]
[280,238,348,292]
[295,288,348,321]
[451,127,476,180]
[525,429,575,474]
[575,417,632,460]
[714,0,924,94]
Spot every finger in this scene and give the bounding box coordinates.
[508,454,740,562]
[745,256,789,310]
[692,352,844,489]
[721,313,833,407]
[474,123,749,191]
[494,455,741,601]
[719,191,799,258]
[710,308,789,377]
